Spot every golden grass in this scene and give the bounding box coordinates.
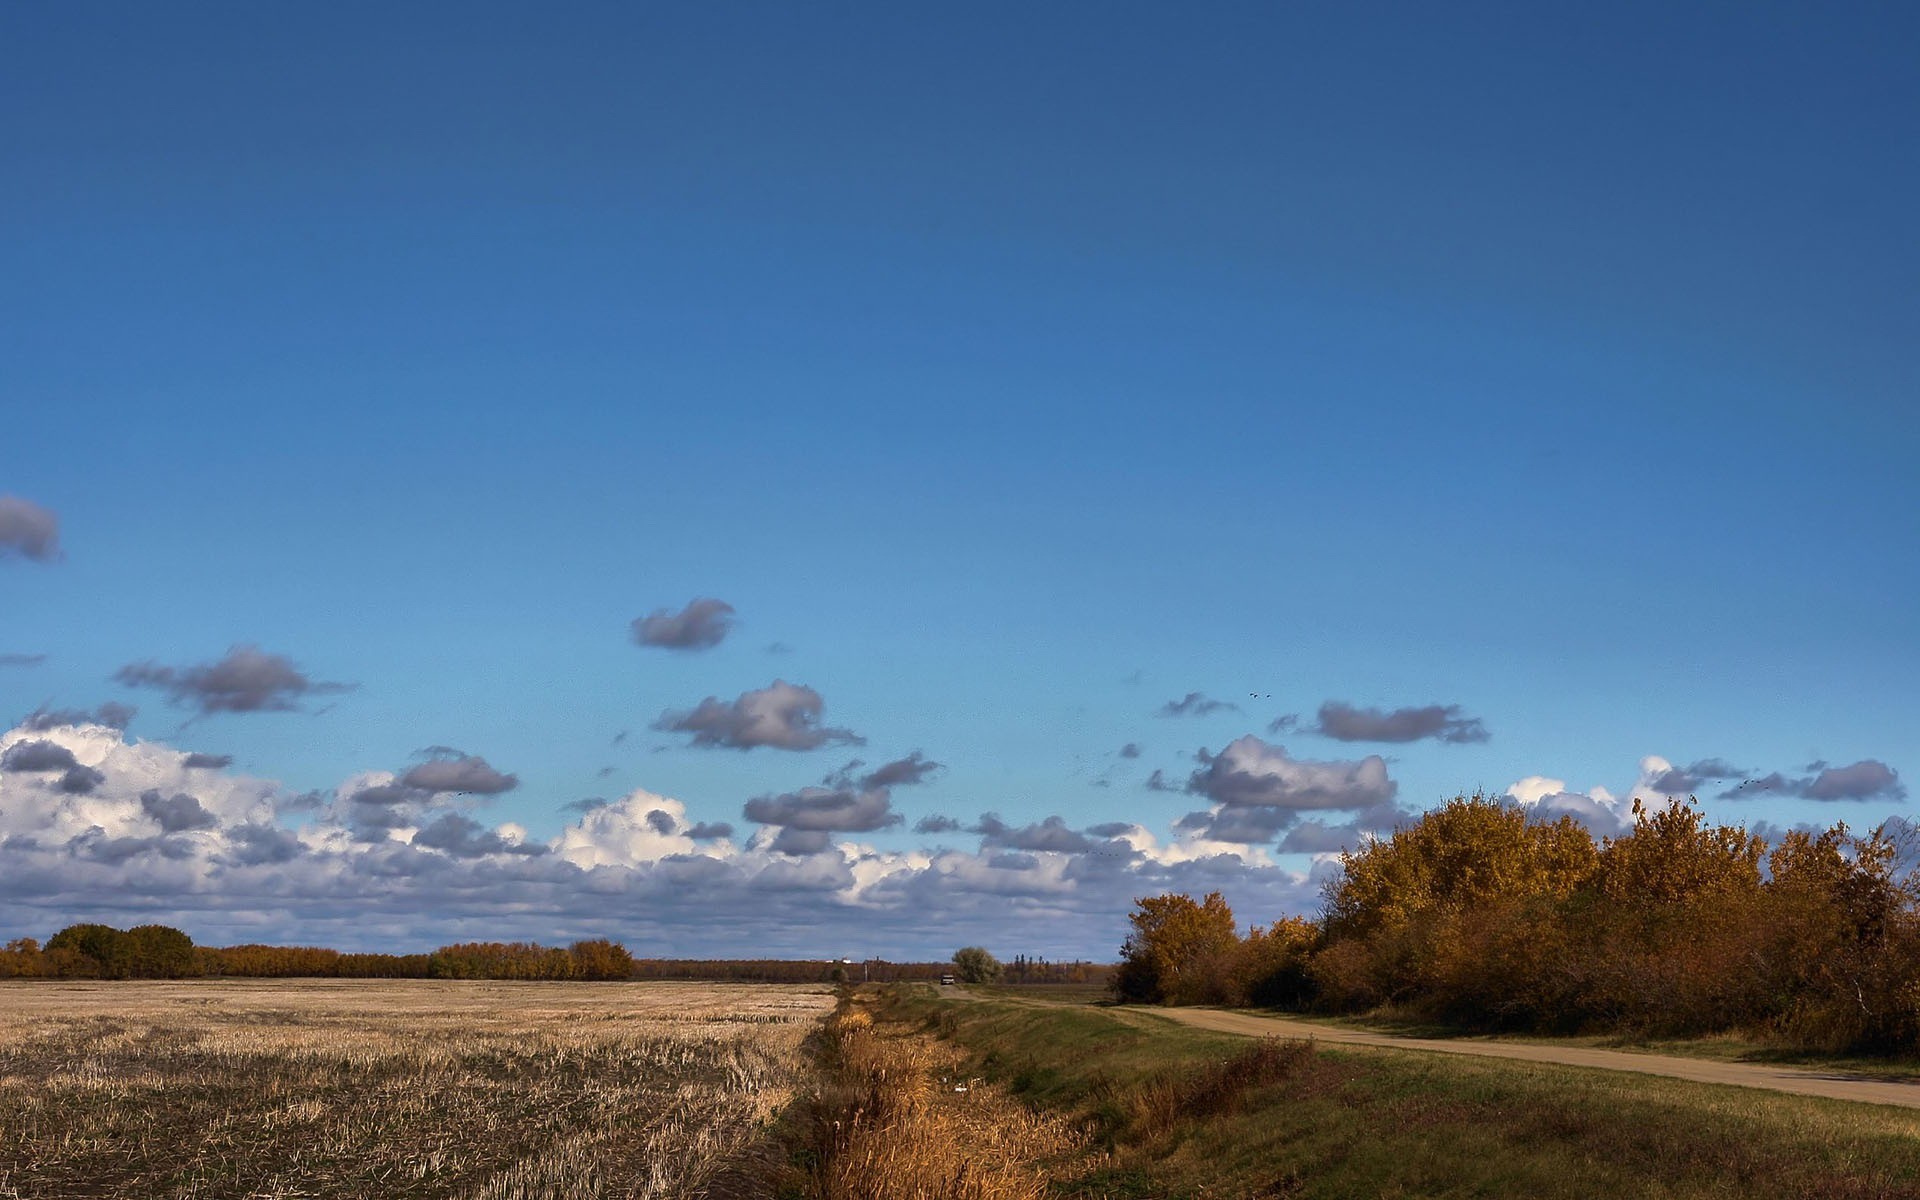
[805,999,1096,1200]
[0,978,833,1199]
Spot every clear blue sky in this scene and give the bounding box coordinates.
[2,3,1914,957]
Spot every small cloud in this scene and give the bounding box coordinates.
[140,790,218,833]
[563,797,610,814]
[397,754,519,795]
[19,703,135,732]
[914,814,962,835]
[182,752,233,770]
[412,813,546,858]
[1118,743,1143,759]
[57,764,107,794]
[686,821,734,840]
[1804,760,1903,801]
[1267,714,1299,735]
[631,598,736,651]
[765,642,794,655]
[855,751,942,790]
[1646,757,1747,795]
[655,680,862,751]
[1144,769,1182,792]
[972,813,1096,854]
[1724,759,1905,803]
[1314,701,1489,744]
[1176,806,1294,845]
[1156,692,1239,718]
[0,653,47,668]
[347,782,421,806]
[769,827,832,856]
[744,786,899,833]
[115,645,353,715]
[0,496,60,563]
[1188,735,1397,810]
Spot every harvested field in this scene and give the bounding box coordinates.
[0,979,834,1199]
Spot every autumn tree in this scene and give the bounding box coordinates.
[569,939,635,981]
[1314,795,1599,1015]
[1112,891,1240,1005]
[1230,917,1319,1008]
[45,924,132,978]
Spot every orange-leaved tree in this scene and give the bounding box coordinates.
[1111,891,1240,1005]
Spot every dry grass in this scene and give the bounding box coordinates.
[805,1000,1095,1200]
[0,978,834,1199]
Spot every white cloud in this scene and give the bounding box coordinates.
[0,719,1318,958]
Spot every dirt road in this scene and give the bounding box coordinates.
[1138,1005,1920,1110]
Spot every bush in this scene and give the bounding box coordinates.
[952,946,1003,984]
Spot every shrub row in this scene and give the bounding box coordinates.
[1116,795,1920,1055]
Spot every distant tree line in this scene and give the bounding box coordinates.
[0,928,1005,986]
[0,928,634,981]
[999,954,1109,985]
[1114,794,1920,1056]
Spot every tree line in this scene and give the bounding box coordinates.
[1114,794,1920,1055]
[0,927,641,981]
[0,927,1036,986]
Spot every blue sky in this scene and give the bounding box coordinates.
[2,4,1914,957]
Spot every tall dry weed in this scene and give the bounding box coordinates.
[808,1001,1091,1200]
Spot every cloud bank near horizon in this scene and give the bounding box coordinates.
[0,717,1314,957]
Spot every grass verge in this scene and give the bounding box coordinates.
[881,984,1920,1199]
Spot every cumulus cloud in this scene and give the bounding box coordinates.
[398,752,519,795]
[1156,692,1239,718]
[1166,737,1399,847]
[654,680,861,751]
[0,496,60,562]
[631,597,737,651]
[1505,773,1633,834]
[0,719,1319,959]
[1313,701,1489,744]
[1188,736,1397,810]
[114,646,353,715]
